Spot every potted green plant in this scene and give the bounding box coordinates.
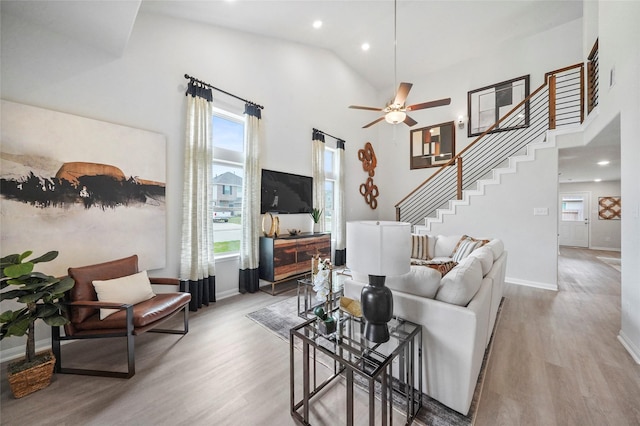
[309,208,323,233]
[0,250,74,398]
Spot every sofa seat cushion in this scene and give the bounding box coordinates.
[73,293,191,331]
[435,256,483,306]
[92,270,156,319]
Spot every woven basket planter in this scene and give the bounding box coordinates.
[7,351,56,398]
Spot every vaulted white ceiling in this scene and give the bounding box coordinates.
[1,0,619,183]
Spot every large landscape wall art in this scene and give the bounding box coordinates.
[0,100,167,275]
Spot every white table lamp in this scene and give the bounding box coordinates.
[346,220,411,343]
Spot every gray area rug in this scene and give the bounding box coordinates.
[247,294,504,426]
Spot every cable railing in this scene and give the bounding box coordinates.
[396,63,584,227]
[587,39,599,114]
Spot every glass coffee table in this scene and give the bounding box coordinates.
[290,309,422,425]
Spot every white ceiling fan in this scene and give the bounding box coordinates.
[349,0,451,128]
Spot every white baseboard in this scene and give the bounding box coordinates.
[618,330,640,364]
[590,246,621,252]
[506,276,558,291]
[216,289,240,300]
[1,338,54,364]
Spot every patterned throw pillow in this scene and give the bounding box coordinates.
[451,235,490,263]
[411,234,430,260]
[410,259,457,276]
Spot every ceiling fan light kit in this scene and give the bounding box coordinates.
[385,110,406,124]
[349,0,451,128]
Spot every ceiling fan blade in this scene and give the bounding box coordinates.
[349,105,383,111]
[393,82,413,106]
[403,115,418,127]
[362,116,386,128]
[406,98,452,111]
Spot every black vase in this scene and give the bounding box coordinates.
[360,275,393,343]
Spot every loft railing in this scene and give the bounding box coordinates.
[587,39,599,114]
[396,63,584,227]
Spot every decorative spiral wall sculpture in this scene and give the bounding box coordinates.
[358,142,377,177]
[358,142,378,209]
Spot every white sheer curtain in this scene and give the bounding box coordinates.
[311,129,325,232]
[180,81,216,310]
[334,139,346,265]
[239,104,262,293]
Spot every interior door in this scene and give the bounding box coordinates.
[559,192,590,247]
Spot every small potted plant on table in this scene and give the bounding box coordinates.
[0,250,74,398]
[310,208,323,233]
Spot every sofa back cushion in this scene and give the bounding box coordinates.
[386,265,442,299]
[467,246,493,276]
[435,256,483,306]
[434,235,462,258]
[484,239,504,260]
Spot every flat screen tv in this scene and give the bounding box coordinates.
[260,169,313,214]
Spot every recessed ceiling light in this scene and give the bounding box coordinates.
[594,178,602,182]
[312,20,322,29]
[597,160,610,165]
[361,43,370,51]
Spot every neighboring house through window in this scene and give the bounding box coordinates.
[212,107,245,254]
[324,146,336,233]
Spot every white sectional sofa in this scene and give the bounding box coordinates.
[343,234,507,415]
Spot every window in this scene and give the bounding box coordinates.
[324,147,336,233]
[212,107,245,255]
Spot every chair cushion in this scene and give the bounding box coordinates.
[435,256,483,306]
[93,270,156,319]
[68,255,139,324]
[74,293,192,331]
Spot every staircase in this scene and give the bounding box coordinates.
[396,64,584,230]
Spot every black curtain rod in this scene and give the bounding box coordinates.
[313,128,345,143]
[184,74,264,110]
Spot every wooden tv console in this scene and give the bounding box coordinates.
[259,233,331,295]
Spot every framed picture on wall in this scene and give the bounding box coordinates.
[410,121,455,169]
[598,196,621,220]
[467,75,530,137]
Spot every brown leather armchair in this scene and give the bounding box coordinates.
[51,255,191,378]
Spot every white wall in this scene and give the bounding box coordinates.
[0,10,376,356]
[559,180,621,251]
[368,18,582,288]
[593,1,640,363]
[374,18,583,221]
[427,145,560,290]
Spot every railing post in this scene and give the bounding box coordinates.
[457,157,463,200]
[396,206,400,221]
[548,74,556,130]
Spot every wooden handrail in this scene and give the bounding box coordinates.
[395,63,584,213]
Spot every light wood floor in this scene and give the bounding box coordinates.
[1,247,638,425]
